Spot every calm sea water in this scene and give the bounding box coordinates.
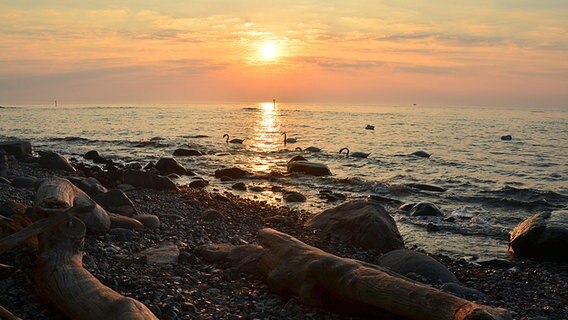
[2,103,567,260]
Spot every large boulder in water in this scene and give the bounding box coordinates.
[509,210,568,262]
[173,149,202,156]
[378,249,458,285]
[306,199,404,253]
[214,167,248,179]
[39,152,76,173]
[409,202,444,217]
[0,141,32,159]
[122,170,177,190]
[287,161,331,176]
[155,157,192,175]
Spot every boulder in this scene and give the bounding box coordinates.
[232,182,247,191]
[68,177,108,197]
[83,150,100,160]
[410,151,431,158]
[283,191,306,202]
[409,202,444,217]
[0,141,32,159]
[214,167,248,179]
[11,176,38,189]
[155,157,190,175]
[508,210,568,261]
[133,214,161,229]
[173,149,202,156]
[378,249,459,285]
[39,152,76,173]
[94,189,137,217]
[501,135,512,141]
[306,200,404,253]
[122,170,177,190]
[288,155,307,163]
[187,179,208,189]
[287,161,331,176]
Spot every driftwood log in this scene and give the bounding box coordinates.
[0,177,157,319]
[197,228,512,320]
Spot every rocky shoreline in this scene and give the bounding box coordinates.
[1,144,567,319]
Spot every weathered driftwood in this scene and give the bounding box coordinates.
[35,218,157,320]
[31,177,157,319]
[34,177,110,234]
[197,228,511,320]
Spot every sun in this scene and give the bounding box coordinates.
[260,41,278,61]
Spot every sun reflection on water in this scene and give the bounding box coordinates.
[247,101,281,173]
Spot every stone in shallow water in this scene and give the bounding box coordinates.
[39,152,76,173]
[287,161,331,176]
[173,148,202,156]
[509,210,568,262]
[283,191,306,202]
[232,182,246,191]
[306,199,404,253]
[409,202,444,217]
[155,157,191,175]
[0,141,32,159]
[214,167,248,179]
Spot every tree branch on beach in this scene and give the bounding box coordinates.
[197,228,512,320]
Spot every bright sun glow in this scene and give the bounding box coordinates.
[261,41,278,61]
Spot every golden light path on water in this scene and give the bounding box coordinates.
[248,101,281,173]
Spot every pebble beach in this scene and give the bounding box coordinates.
[1,149,567,319]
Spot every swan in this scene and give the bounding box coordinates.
[223,134,244,144]
[295,146,322,152]
[339,147,370,158]
[365,124,375,130]
[281,132,297,144]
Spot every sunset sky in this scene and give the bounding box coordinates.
[0,1,567,107]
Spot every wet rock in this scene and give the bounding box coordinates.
[83,150,99,160]
[288,155,307,163]
[398,203,415,211]
[410,150,431,158]
[11,176,37,189]
[93,156,112,164]
[173,149,202,156]
[39,152,76,173]
[188,179,209,189]
[123,170,177,190]
[133,214,161,229]
[155,157,192,175]
[94,189,137,217]
[249,186,263,192]
[214,167,248,179]
[124,162,142,170]
[509,210,568,262]
[232,182,246,191]
[378,249,458,285]
[287,161,331,176]
[220,176,233,182]
[501,135,513,141]
[406,183,447,192]
[0,141,32,159]
[0,200,26,217]
[409,202,444,217]
[68,177,108,197]
[202,209,225,221]
[306,199,404,253]
[283,191,306,202]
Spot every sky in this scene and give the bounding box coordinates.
[0,1,567,107]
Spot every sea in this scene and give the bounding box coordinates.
[1,103,567,260]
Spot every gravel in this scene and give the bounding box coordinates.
[1,161,567,319]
